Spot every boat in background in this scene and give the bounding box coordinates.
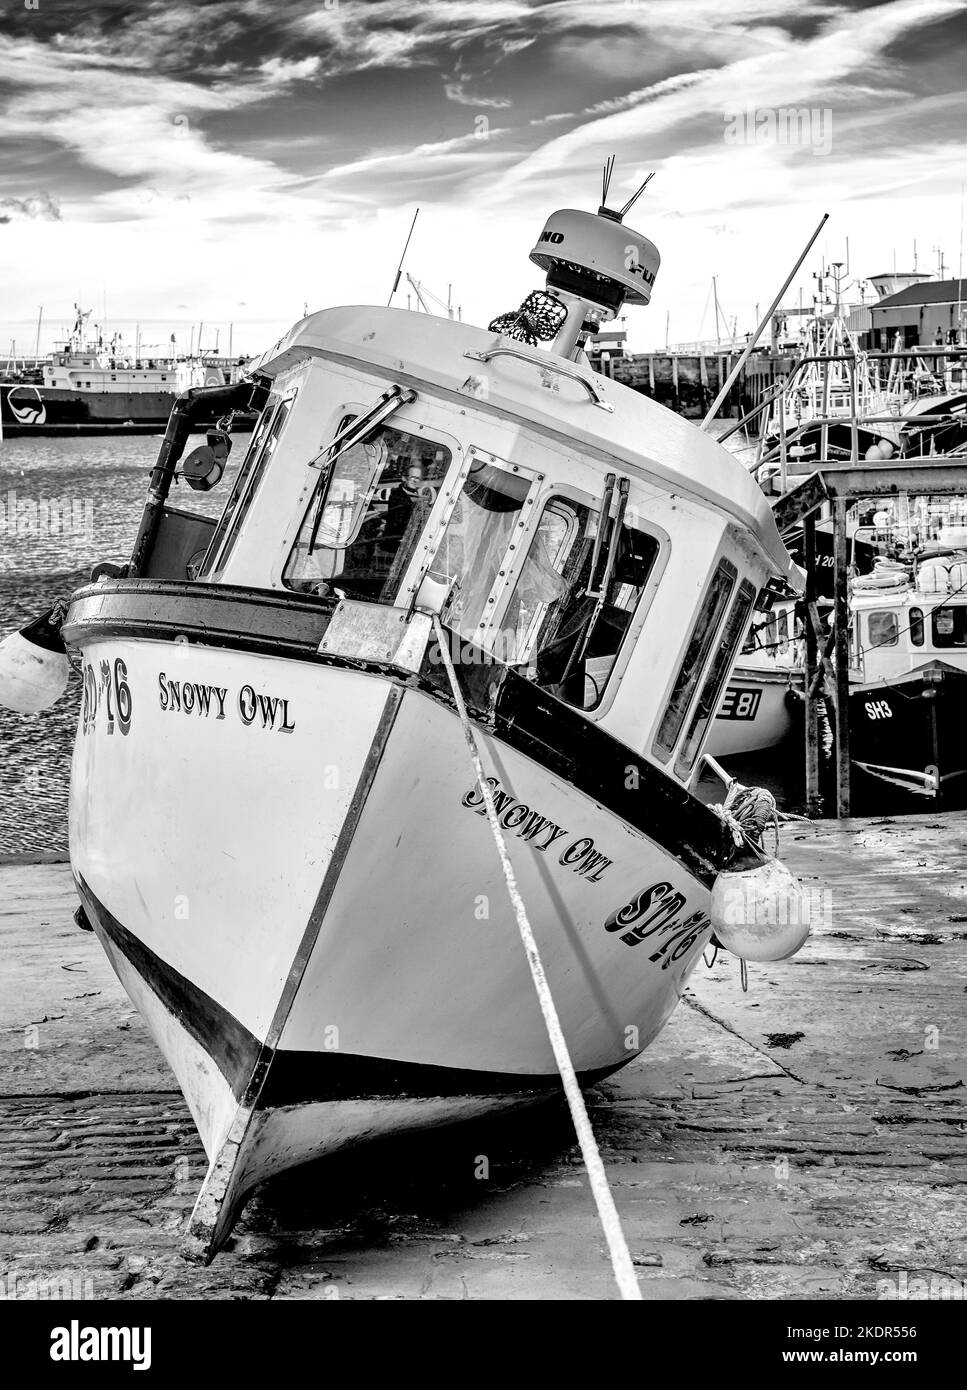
[849,547,967,798]
[707,597,802,758]
[0,306,252,437]
[758,275,902,480]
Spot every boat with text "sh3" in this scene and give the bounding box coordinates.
[0,173,812,1259]
[849,543,967,798]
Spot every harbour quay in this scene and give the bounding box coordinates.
[2,812,964,1301]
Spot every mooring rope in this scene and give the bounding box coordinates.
[432,617,642,1301]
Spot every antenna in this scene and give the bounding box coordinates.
[618,172,655,220]
[598,162,655,221]
[387,208,420,307]
[601,155,615,208]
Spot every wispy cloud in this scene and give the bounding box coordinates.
[0,0,965,351]
[444,83,513,109]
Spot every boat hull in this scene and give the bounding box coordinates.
[0,383,253,436]
[64,583,734,1255]
[706,665,801,757]
[849,662,967,798]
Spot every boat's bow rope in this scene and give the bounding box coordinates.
[713,781,782,854]
[432,617,642,1301]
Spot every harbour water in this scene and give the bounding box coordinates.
[0,434,246,855]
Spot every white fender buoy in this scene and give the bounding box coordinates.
[710,857,811,962]
[0,609,70,713]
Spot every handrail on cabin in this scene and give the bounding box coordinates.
[463,344,615,412]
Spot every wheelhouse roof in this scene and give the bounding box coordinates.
[248,306,798,583]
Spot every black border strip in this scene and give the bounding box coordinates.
[75,875,617,1104]
[75,873,260,1102]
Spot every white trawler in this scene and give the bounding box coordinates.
[0,305,247,436]
[1,180,809,1260]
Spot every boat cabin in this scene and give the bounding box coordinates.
[130,204,797,791]
[852,572,967,683]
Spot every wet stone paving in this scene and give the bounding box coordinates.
[1,816,965,1299]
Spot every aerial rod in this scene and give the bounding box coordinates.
[387,208,420,306]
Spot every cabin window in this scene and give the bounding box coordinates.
[932,605,967,646]
[495,495,659,710]
[421,460,533,641]
[284,423,450,602]
[199,396,293,578]
[868,610,898,647]
[653,558,737,762]
[675,580,757,776]
[909,607,924,646]
[776,610,789,651]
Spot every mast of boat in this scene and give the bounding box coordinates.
[34,306,43,359]
[958,182,965,346]
[701,212,829,428]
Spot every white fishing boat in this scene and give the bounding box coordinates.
[757,273,902,484]
[706,599,802,758]
[0,182,810,1261]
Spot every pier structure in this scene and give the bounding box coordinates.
[587,344,967,426]
[586,343,795,419]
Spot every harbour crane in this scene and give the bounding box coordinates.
[405,274,461,321]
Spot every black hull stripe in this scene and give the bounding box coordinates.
[76,876,620,1106]
[76,875,260,1103]
[64,582,742,885]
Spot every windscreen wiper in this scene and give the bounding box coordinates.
[560,475,629,687]
[306,384,417,554]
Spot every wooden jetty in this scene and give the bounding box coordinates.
[587,346,794,419]
[2,814,965,1300]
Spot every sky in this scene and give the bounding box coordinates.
[1,0,966,357]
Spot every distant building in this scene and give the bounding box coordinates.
[851,277,967,350]
[585,327,627,375]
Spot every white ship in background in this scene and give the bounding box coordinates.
[0,306,251,436]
